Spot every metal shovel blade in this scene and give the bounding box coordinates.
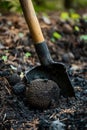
[25,62,75,97]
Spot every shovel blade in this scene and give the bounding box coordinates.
[25,62,75,97]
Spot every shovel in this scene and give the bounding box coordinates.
[19,0,75,97]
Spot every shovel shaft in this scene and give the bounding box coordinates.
[19,0,53,65]
[19,0,44,43]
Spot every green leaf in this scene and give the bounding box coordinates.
[74,26,80,32]
[2,55,7,61]
[60,12,69,20]
[25,52,31,58]
[53,32,62,40]
[80,35,87,41]
[70,13,80,20]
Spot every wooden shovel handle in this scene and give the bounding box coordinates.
[19,0,44,44]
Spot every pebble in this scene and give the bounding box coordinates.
[62,23,73,34]
[62,52,74,63]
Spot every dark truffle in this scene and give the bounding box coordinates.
[26,79,60,109]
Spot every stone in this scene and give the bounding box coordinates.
[63,23,73,34]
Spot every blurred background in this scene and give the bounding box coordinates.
[0,0,87,13]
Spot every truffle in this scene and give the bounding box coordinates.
[26,79,60,109]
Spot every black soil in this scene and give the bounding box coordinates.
[0,10,87,130]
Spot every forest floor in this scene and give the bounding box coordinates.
[0,9,87,130]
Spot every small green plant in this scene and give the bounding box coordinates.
[53,32,62,40]
[74,26,80,32]
[60,12,69,20]
[25,52,31,58]
[51,32,62,43]
[70,13,80,20]
[2,55,8,61]
[60,10,81,21]
[80,35,87,42]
